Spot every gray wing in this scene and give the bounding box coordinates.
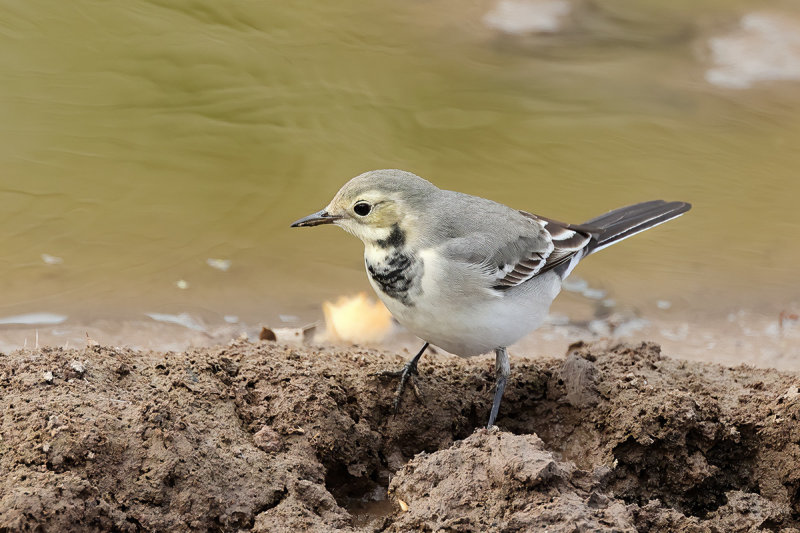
[441,210,595,290]
[492,212,595,289]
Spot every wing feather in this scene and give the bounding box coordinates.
[491,212,595,290]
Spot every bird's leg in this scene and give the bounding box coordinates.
[375,342,429,413]
[487,347,510,429]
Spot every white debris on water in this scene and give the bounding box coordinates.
[175,280,190,290]
[223,315,239,324]
[612,317,650,338]
[41,254,63,265]
[657,300,672,310]
[0,313,67,325]
[582,288,607,300]
[587,315,650,338]
[546,313,570,326]
[563,277,607,300]
[764,322,781,338]
[706,13,800,89]
[145,312,206,332]
[483,0,571,35]
[206,258,232,272]
[660,323,690,341]
[588,319,610,336]
[562,277,588,293]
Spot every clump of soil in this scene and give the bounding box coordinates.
[0,340,798,531]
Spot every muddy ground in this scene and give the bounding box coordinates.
[1,339,799,532]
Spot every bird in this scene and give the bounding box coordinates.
[291,169,690,428]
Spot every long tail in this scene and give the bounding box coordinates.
[582,200,691,255]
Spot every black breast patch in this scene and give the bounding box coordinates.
[366,251,417,305]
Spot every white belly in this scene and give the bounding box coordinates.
[367,248,562,357]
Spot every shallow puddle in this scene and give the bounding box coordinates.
[1,0,799,345]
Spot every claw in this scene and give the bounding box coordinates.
[375,342,429,414]
[409,377,424,403]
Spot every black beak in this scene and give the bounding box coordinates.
[290,209,342,228]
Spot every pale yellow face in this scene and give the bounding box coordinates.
[291,169,435,244]
[325,188,406,243]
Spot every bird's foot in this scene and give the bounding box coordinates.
[375,359,424,413]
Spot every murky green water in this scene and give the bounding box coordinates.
[1,0,799,327]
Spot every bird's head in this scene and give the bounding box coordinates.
[290,169,438,246]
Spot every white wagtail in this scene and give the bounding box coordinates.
[291,169,690,428]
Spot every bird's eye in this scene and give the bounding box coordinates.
[353,202,371,216]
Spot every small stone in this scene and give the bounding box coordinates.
[43,371,54,383]
[70,360,86,375]
[115,363,131,377]
[587,490,610,509]
[253,426,283,453]
[220,357,239,377]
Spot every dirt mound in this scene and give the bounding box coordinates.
[0,340,798,531]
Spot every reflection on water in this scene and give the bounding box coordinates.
[706,12,800,89]
[1,0,799,331]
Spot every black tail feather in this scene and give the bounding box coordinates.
[582,200,691,255]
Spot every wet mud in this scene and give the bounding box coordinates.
[1,340,798,531]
